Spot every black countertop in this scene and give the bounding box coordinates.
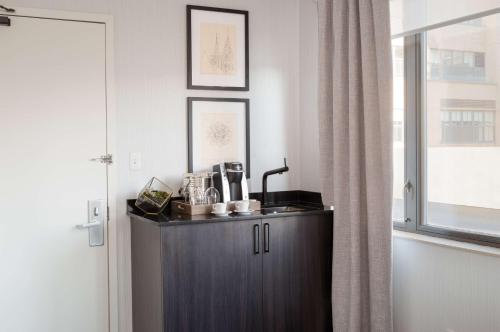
[128,190,333,226]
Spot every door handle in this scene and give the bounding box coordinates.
[76,200,105,247]
[76,221,101,229]
[253,224,260,254]
[264,223,270,253]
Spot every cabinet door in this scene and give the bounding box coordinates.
[163,220,263,332]
[263,215,333,332]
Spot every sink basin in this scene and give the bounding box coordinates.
[260,205,309,214]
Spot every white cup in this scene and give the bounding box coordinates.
[235,200,250,212]
[212,202,227,214]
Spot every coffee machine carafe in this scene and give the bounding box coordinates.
[213,162,249,203]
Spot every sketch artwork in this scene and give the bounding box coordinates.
[207,121,232,147]
[198,111,239,168]
[188,98,250,174]
[187,6,248,90]
[200,23,236,75]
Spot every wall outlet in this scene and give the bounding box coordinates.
[129,152,142,171]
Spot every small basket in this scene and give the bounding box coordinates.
[135,177,174,215]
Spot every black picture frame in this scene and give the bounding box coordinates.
[187,97,250,177]
[187,5,249,91]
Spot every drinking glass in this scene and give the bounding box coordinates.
[204,172,220,204]
[180,176,192,203]
[188,174,205,205]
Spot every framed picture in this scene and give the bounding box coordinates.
[188,97,250,177]
[187,5,249,91]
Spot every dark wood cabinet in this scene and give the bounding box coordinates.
[262,215,333,332]
[162,220,263,332]
[131,212,333,332]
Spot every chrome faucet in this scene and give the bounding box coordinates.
[261,158,289,207]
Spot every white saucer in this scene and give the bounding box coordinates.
[234,209,254,215]
[211,211,231,217]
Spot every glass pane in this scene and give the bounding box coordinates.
[463,111,472,122]
[474,53,485,68]
[423,13,500,236]
[452,51,463,65]
[441,50,452,65]
[429,49,440,63]
[485,112,493,123]
[392,37,405,223]
[463,52,474,67]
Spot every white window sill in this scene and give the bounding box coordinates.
[393,230,500,257]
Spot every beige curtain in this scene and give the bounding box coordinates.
[317,0,393,331]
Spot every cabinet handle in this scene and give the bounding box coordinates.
[253,224,260,254]
[264,223,270,253]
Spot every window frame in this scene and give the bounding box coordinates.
[393,32,500,248]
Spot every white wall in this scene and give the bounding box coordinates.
[5,0,302,331]
[394,235,500,332]
[299,0,321,192]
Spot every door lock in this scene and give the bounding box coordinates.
[76,200,105,247]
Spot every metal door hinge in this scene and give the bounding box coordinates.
[107,206,110,221]
[90,154,113,165]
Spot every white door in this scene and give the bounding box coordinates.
[0,14,109,332]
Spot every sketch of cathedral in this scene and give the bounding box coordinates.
[208,32,235,74]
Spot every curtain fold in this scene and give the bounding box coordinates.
[317,0,393,331]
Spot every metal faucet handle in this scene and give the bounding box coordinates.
[284,158,287,167]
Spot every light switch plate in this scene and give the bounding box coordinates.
[130,152,142,171]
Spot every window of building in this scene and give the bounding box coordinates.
[427,49,486,81]
[441,108,495,144]
[392,11,500,246]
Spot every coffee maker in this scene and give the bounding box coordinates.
[213,162,249,203]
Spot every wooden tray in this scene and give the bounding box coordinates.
[172,199,261,216]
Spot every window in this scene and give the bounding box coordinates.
[427,49,486,81]
[392,37,405,223]
[392,43,404,78]
[393,12,500,246]
[440,99,496,146]
[440,103,496,144]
